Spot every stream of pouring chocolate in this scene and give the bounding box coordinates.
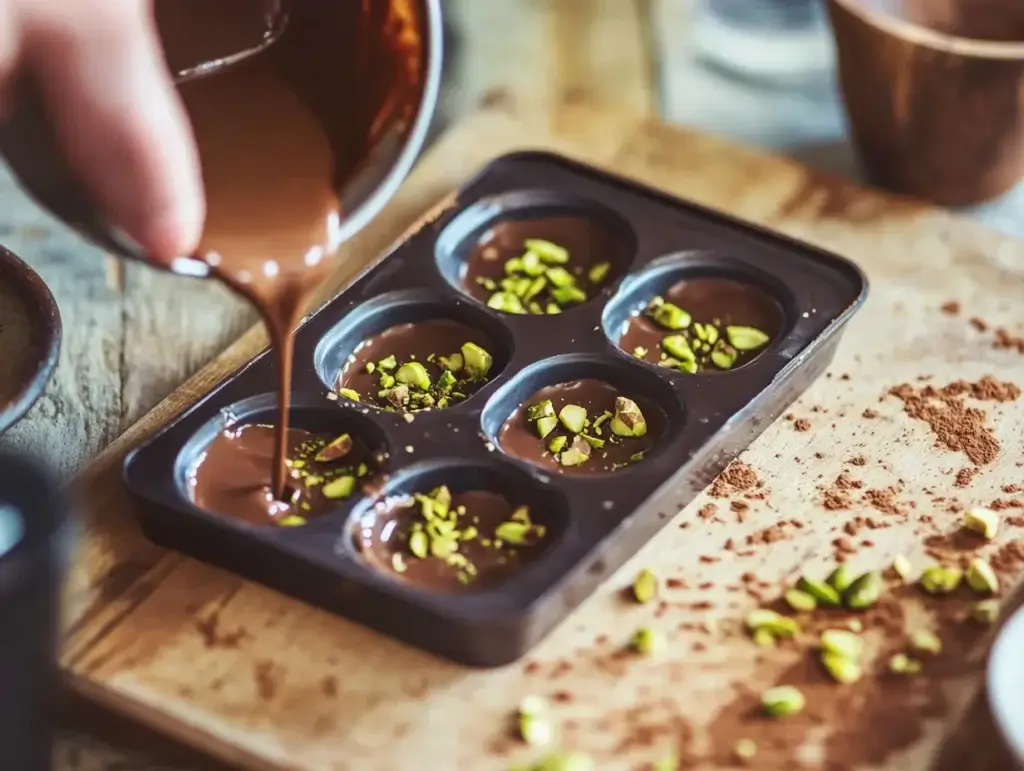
[158,1,423,501]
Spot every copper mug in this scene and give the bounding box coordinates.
[0,0,443,276]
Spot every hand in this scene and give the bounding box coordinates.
[2,0,204,262]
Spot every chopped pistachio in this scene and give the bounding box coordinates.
[581,433,605,449]
[322,475,356,499]
[338,387,361,402]
[820,629,864,659]
[475,276,497,292]
[391,553,407,573]
[631,626,666,656]
[436,369,457,392]
[315,433,353,462]
[535,415,559,439]
[520,251,545,277]
[519,712,554,747]
[888,653,922,675]
[525,238,569,265]
[844,571,882,610]
[826,564,856,593]
[365,361,376,375]
[761,685,804,718]
[488,291,526,314]
[821,651,862,684]
[966,558,1000,595]
[395,362,431,391]
[505,257,524,275]
[533,751,595,771]
[383,384,410,408]
[430,536,458,559]
[558,436,592,467]
[893,554,913,582]
[558,404,588,434]
[847,619,863,633]
[518,695,548,718]
[528,400,556,421]
[546,303,561,315]
[745,609,799,638]
[651,755,679,771]
[610,396,647,437]
[379,373,396,389]
[632,568,659,604]
[544,266,575,288]
[588,261,611,284]
[783,588,817,613]
[461,342,494,379]
[438,352,464,372]
[632,345,648,359]
[662,335,695,362]
[525,276,548,301]
[919,564,962,594]
[277,515,306,527]
[972,599,1000,625]
[377,354,398,371]
[796,576,841,607]
[963,507,999,540]
[734,739,758,762]
[650,301,691,331]
[495,521,530,545]
[909,629,942,656]
[551,286,587,306]
[726,325,770,351]
[547,435,569,454]
[752,627,776,648]
[409,530,428,559]
[710,349,737,370]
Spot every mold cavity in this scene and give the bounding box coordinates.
[314,290,513,413]
[482,355,682,476]
[604,258,787,375]
[435,191,635,316]
[350,461,567,593]
[179,393,387,528]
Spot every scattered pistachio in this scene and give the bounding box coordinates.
[535,416,559,439]
[821,651,862,684]
[315,433,353,462]
[519,713,554,747]
[966,558,1000,595]
[726,326,770,351]
[558,436,592,467]
[761,686,805,718]
[558,404,588,434]
[734,739,758,763]
[547,435,569,455]
[462,342,494,379]
[588,261,611,284]
[844,571,882,610]
[796,576,841,607]
[409,530,429,559]
[488,291,526,314]
[910,629,942,656]
[530,751,595,771]
[783,588,817,613]
[826,564,856,593]
[820,629,864,659]
[378,355,398,371]
[365,361,376,375]
[752,627,776,648]
[528,400,556,421]
[495,521,531,546]
[322,475,356,499]
[662,335,695,362]
[892,554,913,582]
[745,609,799,639]
[888,653,922,675]
[972,599,1000,625]
[632,568,659,604]
[338,388,361,402]
[525,238,569,264]
[710,349,736,370]
[651,755,679,771]
[963,507,999,540]
[518,695,548,718]
[610,397,647,437]
[396,362,431,391]
[631,626,666,656]
[277,515,306,527]
[919,564,962,595]
[438,352,463,372]
[648,298,691,331]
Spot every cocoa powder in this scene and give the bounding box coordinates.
[708,461,763,499]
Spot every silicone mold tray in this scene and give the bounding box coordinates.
[124,151,868,667]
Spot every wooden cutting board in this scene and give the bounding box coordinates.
[64,101,1024,771]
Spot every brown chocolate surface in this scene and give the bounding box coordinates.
[188,424,377,526]
[498,379,666,475]
[158,1,424,500]
[619,277,783,373]
[355,490,553,592]
[462,215,632,313]
[337,320,498,412]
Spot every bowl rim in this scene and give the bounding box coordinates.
[831,0,1024,60]
[987,603,1024,764]
[0,246,62,436]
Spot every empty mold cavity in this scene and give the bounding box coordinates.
[348,459,568,593]
[481,354,682,476]
[314,290,514,413]
[435,190,636,316]
[177,393,388,527]
[603,254,789,375]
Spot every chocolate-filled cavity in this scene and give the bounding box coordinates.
[354,487,555,593]
[498,379,666,475]
[618,276,783,374]
[457,214,632,315]
[335,319,500,413]
[188,424,378,526]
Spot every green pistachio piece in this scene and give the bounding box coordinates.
[475,276,497,292]
[338,388,361,402]
[581,433,605,449]
[504,256,525,275]
[678,358,698,374]
[550,286,587,306]
[826,564,856,593]
[430,536,458,559]
[505,277,532,298]
[652,755,680,771]
[488,291,526,314]
[821,651,862,684]
[972,599,1000,625]
[525,238,569,264]
[528,301,544,315]
[535,415,559,439]
[888,653,916,675]
[390,553,407,573]
[558,435,592,467]
[844,571,882,610]
[534,752,595,771]
[322,475,356,499]
[752,627,776,648]
[396,362,431,391]
[544,266,576,288]
[408,530,428,559]
[277,515,306,527]
[909,629,942,656]
[545,303,561,314]
[919,564,962,594]
[761,686,804,718]
[519,712,554,747]
[377,355,398,371]
[461,342,494,379]
[379,373,396,389]
[315,433,353,463]
[558,404,588,434]
[783,588,817,613]
[495,521,530,545]
[383,384,410,408]
[365,361,376,375]
[966,558,999,595]
[525,276,548,301]
[892,554,913,582]
[528,399,556,421]
[820,629,864,659]
[963,507,999,540]
[650,301,691,331]
[520,251,546,277]
[632,568,658,604]
[437,352,463,372]
[547,435,569,454]
[726,325,770,351]
[588,261,611,284]
[436,369,457,392]
[662,334,696,362]
[710,349,736,370]
[632,345,648,359]
[796,576,841,607]
[734,739,757,762]
[631,626,666,656]
[744,609,799,638]
[610,396,647,437]
[703,324,719,346]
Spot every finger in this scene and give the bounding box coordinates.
[20,0,205,262]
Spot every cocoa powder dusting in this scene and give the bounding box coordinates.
[709,461,763,499]
[940,300,960,315]
[793,418,811,432]
[954,467,976,488]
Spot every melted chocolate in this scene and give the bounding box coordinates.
[355,490,552,592]
[498,379,666,475]
[155,1,424,500]
[188,424,376,526]
[462,216,631,312]
[619,277,783,372]
[337,320,497,412]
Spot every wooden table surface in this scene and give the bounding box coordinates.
[0,1,1020,768]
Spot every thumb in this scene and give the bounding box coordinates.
[20,0,205,263]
